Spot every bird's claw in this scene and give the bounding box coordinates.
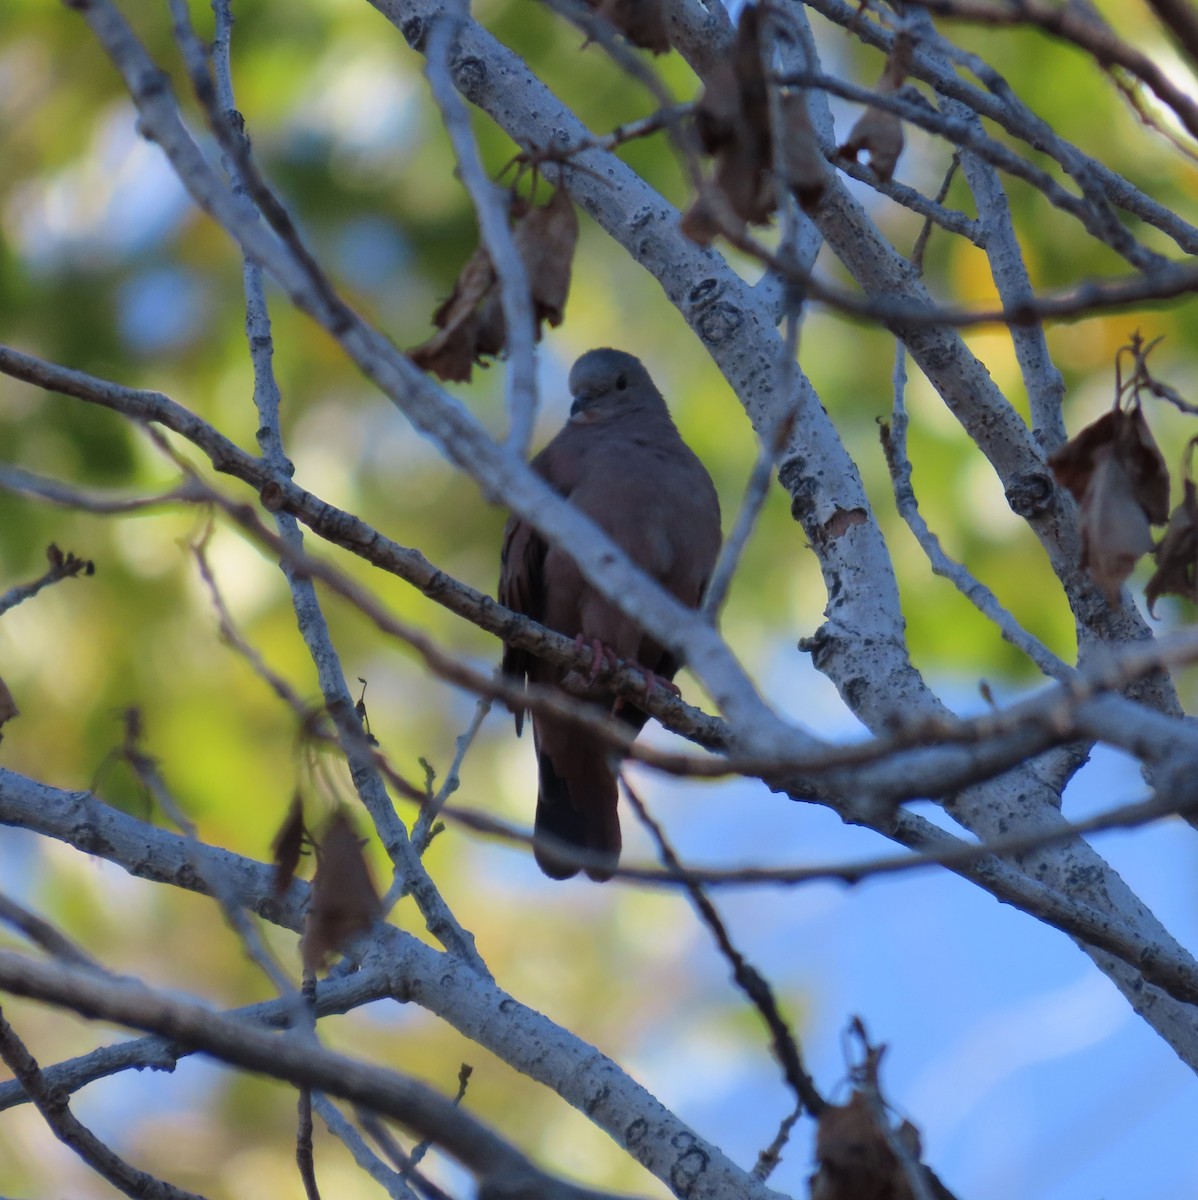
[612,666,681,715]
[569,635,619,688]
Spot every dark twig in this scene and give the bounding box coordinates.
[881,356,1071,682]
[457,785,1193,897]
[1148,0,1198,67]
[411,1063,473,1166]
[298,1082,322,1200]
[752,1101,803,1182]
[411,697,493,857]
[911,153,960,273]
[621,778,826,1118]
[904,0,1198,146]
[0,543,94,618]
[512,103,693,172]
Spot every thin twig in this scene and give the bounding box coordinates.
[0,1007,208,1200]
[621,778,826,1117]
[513,103,693,169]
[881,352,1072,682]
[847,1018,951,1200]
[357,1109,457,1200]
[779,66,1165,272]
[411,695,494,856]
[803,0,1198,253]
[453,784,1194,895]
[911,152,960,273]
[0,542,95,618]
[191,525,312,717]
[0,951,637,1200]
[164,0,485,973]
[113,704,298,996]
[410,1062,473,1166]
[312,1098,416,1200]
[904,0,1198,146]
[297,1082,322,1200]
[701,393,797,620]
[752,1102,803,1182]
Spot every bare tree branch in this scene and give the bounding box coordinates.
[0,1007,208,1200]
[0,952,642,1200]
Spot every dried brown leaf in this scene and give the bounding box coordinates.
[587,0,670,53]
[1120,404,1170,523]
[302,809,381,973]
[271,792,307,898]
[686,4,775,232]
[1049,409,1120,501]
[513,187,579,327]
[714,140,776,225]
[410,192,578,382]
[810,1091,906,1200]
[678,187,723,245]
[879,33,913,94]
[1050,406,1169,522]
[409,245,498,382]
[777,90,828,209]
[838,107,904,182]
[1146,480,1198,615]
[837,36,911,182]
[1080,446,1155,607]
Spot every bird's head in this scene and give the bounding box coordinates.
[567,348,666,423]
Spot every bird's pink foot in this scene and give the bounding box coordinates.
[570,635,619,687]
[613,666,681,714]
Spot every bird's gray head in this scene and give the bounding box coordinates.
[567,349,666,422]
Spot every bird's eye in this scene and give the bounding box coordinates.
[615,374,628,390]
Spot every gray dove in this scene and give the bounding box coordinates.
[499,349,721,880]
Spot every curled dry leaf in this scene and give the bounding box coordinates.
[271,792,307,898]
[1118,404,1170,522]
[1079,445,1155,606]
[837,34,913,182]
[585,0,670,53]
[1050,404,1170,605]
[683,4,829,236]
[409,189,579,382]
[838,106,904,182]
[677,186,724,245]
[683,5,776,235]
[1147,479,1198,615]
[810,1090,955,1200]
[301,809,382,973]
[1049,409,1122,501]
[1050,407,1169,520]
[408,243,500,383]
[810,1091,911,1200]
[513,186,579,328]
[777,89,828,210]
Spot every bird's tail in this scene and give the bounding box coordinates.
[534,746,621,882]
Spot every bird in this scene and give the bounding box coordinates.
[499,348,721,881]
